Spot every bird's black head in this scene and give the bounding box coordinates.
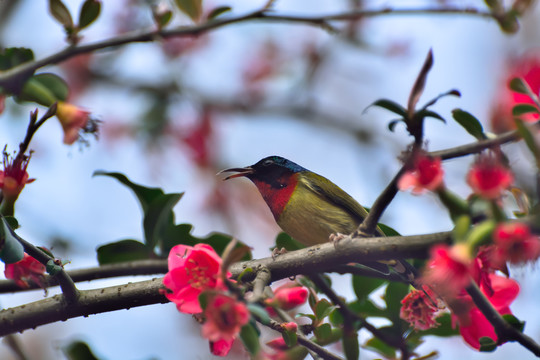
[219,156,307,184]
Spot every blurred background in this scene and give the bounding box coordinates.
[1,0,540,359]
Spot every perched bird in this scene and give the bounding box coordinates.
[219,155,416,280]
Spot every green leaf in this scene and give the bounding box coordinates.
[418,109,446,123]
[0,47,34,71]
[421,89,461,109]
[478,336,497,352]
[63,340,101,360]
[0,217,24,264]
[93,171,166,214]
[385,282,409,328]
[143,192,183,248]
[342,329,359,360]
[248,304,270,325]
[349,299,387,318]
[352,275,386,302]
[328,307,343,326]
[48,0,74,28]
[31,73,69,101]
[18,76,60,106]
[282,327,298,348]
[512,103,539,116]
[96,239,153,265]
[364,336,396,359]
[503,314,525,332]
[452,109,486,140]
[377,223,400,236]
[207,6,232,20]
[315,299,336,321]
[173,0,202,21]
[416,313,459,337]
[4,216,19,230]
[369,99,408,118]
[240,323,260,355]
[154,9,173,28]
[515,118,540,166]
[78,0,101,30]
[313,323,332,342]
[388,119,403,132]
[509,77,530,94]
[274,232,305,251]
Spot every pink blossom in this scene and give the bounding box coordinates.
[209,338,234,357]
[453,274,520,350]
[491,222,540,266]
[400,287,440,330]
[398,152,444,194]
[266,284,308,311]
[201,293,250,343]
[55,101,90,144]
[467,154,513,200]
[4,253,46,289]
[162,244,229,314]
[422,244,473,297]
[0,151,35,209]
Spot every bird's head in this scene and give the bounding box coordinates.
[219,156,306,188]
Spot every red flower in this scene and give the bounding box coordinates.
[398,152,444,194]
[266,337,288,351]
[491,222,540,266]
[4,253,46,289]
[162,244,229,314]
[55,101,91,144]
[400,287,441,330]
[266,284,308,311]
[491,52,540,133]
[209,338,234,357]
[0,151,35,213]
[201,293,250,343]
[453,274,520,350]
[467,153,513,200]
[422,244,473,297]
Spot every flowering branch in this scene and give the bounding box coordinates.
[16,104,58,164]
[10,229,79,304]
[466,282,540,357]
[0,7,495,89]
[309,273,411,359]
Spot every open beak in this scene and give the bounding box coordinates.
[217,166,254,180]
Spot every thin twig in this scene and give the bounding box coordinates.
[0,259,168,293]
[8,227,79,304]
[0,7,494,88]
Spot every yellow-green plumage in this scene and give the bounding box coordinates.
[279,173,369,246]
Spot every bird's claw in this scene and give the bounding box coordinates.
[330,232,348,248]
[271,247,288,259]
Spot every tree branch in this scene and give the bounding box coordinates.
[0,7,494,88]
[0,278,167,336]
[0,231,451,335]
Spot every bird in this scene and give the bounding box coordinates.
[219,155,416,281]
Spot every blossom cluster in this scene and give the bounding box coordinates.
[398,148,540,350]
[162,243,308,357]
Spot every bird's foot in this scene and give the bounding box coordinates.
[329,232,348,248]
[271,247,288,259]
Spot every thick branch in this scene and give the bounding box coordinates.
[0,231,451,335]
[0,278,167,336]
[0,7,494,88]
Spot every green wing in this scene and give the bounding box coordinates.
[300,172,369,222]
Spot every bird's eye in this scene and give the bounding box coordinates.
[262,159,274,166]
